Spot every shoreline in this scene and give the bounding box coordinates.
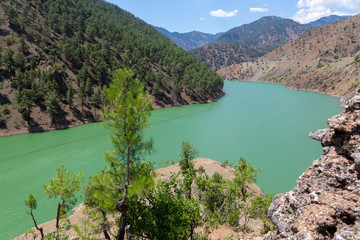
[2,79,348,139]
[0,91,225,138]
[227,79,347,100]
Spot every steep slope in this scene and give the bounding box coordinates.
[154,26,219,51]
[0,0,223,136]
[266,90,360,239]
[192,16,311,70]
[214,16,311,51]
[307,15,351,28]
[189,42,263,70]
[218,14,360,97]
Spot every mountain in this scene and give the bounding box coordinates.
[154,26,219,51]
[189,42,263,70]
[217,14,360,97]
[0,0,223,136]
[307,15,351,28]
[192,16,312,70]
[214,16,312,51]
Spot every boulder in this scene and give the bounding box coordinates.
[345,94,360,110]
[351,152,360,172]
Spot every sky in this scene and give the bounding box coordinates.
[107,0,360,34]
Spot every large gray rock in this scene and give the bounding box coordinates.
[327,114,357,134]
[351,152,360,172]
[345,94,360,110]
[308,128,329,142]
[308,128,334,146]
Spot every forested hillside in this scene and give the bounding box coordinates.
[190,42,262,70]
[0,0,223,135]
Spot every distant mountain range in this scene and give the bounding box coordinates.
[307,15,351,28]
[155,15,351,51]
[213,16,311,47]
[191,16,312,70]
[217,14,360,97]
[154,27,221,51]
[155,15,352,70]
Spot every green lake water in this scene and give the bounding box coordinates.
[0,81,342,238]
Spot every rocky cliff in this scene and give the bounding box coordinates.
[266,91,360,239]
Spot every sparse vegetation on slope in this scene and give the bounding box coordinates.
[218,14,360,97]
[191,16,311,70]
[190,42,263,70]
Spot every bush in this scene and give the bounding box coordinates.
[0,118,7,129]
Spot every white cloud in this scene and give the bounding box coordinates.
[209,9,238,18]
[294,0,360,23]
[250,7,269,13]
[200,17,205,20]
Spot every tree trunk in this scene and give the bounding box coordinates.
[116,147,131,240]
[30,209,44,239]
[27,106,31,126]
[56,200,65,229]
[101,210,111,240]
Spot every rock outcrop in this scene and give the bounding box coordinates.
[267,90,360,239]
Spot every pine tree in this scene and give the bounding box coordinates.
[179,140,198,199]
[45,89,60,119]
[43,166,83,233]
[90,89,101,119]
[66,80,74,108]
[78,85,86,113]
[17,88,35,124]
[85,77,92,98]
[18,36,27,53]
[101,68,153,240]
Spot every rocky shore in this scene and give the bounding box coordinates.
[266,90,360,239]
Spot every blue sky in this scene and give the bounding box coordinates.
[107,0,360,34]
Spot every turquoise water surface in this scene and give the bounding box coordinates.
[0,81,341,238]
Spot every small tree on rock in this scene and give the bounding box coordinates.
[179,140,198,199]
[24,193,44,239]
[101,68,153,240]
[43,165,83,231]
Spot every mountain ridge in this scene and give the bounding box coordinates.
[154,26,220,51]
[155,15,350,53]
[190,16,312,70]
[307,15,351,28]
[217,14,360,97]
